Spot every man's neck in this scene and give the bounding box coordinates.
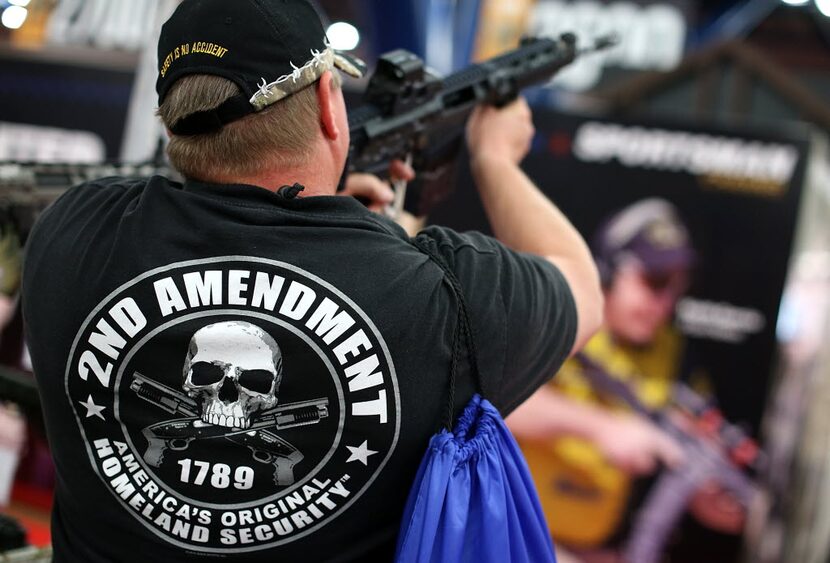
[210,145,344,197]
[240,166,340,197]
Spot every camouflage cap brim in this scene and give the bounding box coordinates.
[250,47,365,111]
[333,51,366,78]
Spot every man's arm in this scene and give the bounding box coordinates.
[507,386,684,475]
[466,99,603,354]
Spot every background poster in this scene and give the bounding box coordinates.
[430,109,809,561]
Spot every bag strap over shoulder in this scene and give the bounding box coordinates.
[411,235,483,430]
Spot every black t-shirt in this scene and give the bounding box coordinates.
[21,176,577,562]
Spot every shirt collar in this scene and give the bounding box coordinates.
[177,177,405,237]
[181,177,369,215]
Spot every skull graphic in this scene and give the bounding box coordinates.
[182,321,283,429]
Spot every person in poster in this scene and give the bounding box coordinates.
[509,198,694,561]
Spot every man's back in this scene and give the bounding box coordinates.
[22,175,577,561]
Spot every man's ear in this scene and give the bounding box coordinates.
[317,71,340,141]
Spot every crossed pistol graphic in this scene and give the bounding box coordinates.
[130,373,329,486]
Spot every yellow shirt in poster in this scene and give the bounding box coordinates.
[521,326,683,547]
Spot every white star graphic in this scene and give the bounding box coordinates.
[79,395,106,421]
[345,440,378,465]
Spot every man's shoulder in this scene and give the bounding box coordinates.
[416,226,500,258]
[32,175,164,235]
[24,176,166,278]
[54,175,157,208]
[416,225,566,287]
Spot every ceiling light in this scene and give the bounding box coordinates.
[326,22,360,51]
[1,6,28,29]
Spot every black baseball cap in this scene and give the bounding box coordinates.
[594,198,695,280]
[156,0,365,135]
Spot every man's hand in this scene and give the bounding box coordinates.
[340,159,415,213]
[688,481,747,534]
[507,387,682,476]
[466,97,535,166]
[592,412,685,475]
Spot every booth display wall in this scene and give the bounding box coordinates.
[0,57,134,161]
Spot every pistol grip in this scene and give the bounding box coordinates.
[143,437,167,467]
[272,449,305,487]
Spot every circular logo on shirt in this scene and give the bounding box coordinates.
[65,257,400,553]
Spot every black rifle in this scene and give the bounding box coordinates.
[576,354,762,563]
[622,397,759,563]
[347,34,616,214]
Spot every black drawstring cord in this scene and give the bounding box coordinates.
[277,183,305,199]
[412,237,482,431]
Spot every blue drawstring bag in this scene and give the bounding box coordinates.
[395,239,556,563]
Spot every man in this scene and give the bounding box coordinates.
[21,1,602,561]
[509,198,692,560]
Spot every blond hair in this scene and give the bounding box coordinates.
[157,72,341,181]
